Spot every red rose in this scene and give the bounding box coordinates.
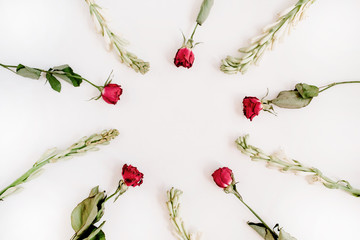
[243,97,263,121]
[174,47,195,68]
[122,164,144,187]
[212,167,233,188]
[101,83,123,105]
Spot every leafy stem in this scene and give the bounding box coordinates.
[236,135,360,197]
[0,129,119,201]
[0,63,102,92]
[221,0,316,74]
[166,188,195,240]
[85,0,149,74]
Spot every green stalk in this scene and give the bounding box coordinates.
[319,81,360,93]
[229,186,277,238]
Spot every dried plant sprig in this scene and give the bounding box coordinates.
[236,135,360,197]
[0,129,119,201]
[85,0,150,74]
[221,0,316,74]
[166,188,201,240]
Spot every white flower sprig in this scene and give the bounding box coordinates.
[236,135,360,197]
[85,0,150,74]
[166,188,201,240]
[0,129,119,201]
[221,0,316,74]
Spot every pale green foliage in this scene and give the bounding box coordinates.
[236,135,360,197]
[85,0,149,74]
[221,0,316,74]
[0,129,119,201]
[166,188,201,240]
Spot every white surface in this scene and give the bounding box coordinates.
[0,0,360,239]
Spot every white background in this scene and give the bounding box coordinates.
[0,0,360,239]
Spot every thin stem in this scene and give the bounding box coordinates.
[104,189,119,203]
[189,23,199,42]
[232,188,276,236]
[319,81,360,93]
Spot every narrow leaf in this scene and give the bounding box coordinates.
[196,0,214,25]
[0,186,22,200]
[16,64,41,79]
[46,73,61,92]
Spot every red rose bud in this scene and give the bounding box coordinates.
[101,83,123,105]
[243,97,263,121]
[212,167,233,188]
[174,47,195,68]
[122,164,144,187]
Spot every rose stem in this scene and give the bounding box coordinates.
[0,63,102,91]
[104,180,128,203]
[189,23,199,42]
[319,81,360,93]
[232,187,277,237]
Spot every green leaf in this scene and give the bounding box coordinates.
[89,186,100,198]
[45,73,61,92]
[271,90,312,109]
[16,64,41,79]
[84,222,106,240]
[196,0,214,25]
[52,65,82,87]
[248,222,277,240]
[91,230,106,240]
[279,229,297,240]
[71,188,106,237]
[295,83,319,98]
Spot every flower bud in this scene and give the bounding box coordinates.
[212,167,233,188]
[101,83,123,105]
[122,164,144,187]
[242,97,263,121]
[174,47,195,69]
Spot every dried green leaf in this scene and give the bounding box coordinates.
[92,230,106,240]
[279,229,297,240]
[16,64,41,79]
[248,222,277,240]
[71,188,106,236]
[52,64,82,87]
[271,90,312,109]
[46,73,61,92]
[295,83,319,98]
[89,186,100,198]
[84,222,106,240]
[196,0,214,25]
